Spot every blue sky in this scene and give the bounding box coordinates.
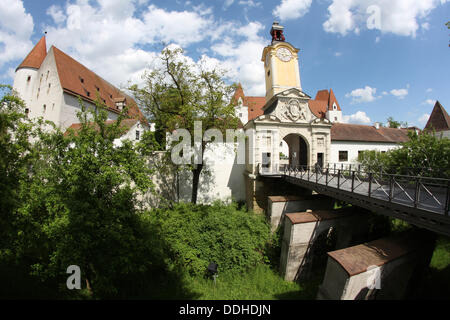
[0,0,449,128]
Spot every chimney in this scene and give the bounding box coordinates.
[374,122,381,129]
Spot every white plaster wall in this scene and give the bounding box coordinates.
[13,49,64,127]
[13,67,39,109]
[60,93,119,130]
[235,99,248,125]
[326,109,342,123]
[330,141,400,164]
[177,141,246,203]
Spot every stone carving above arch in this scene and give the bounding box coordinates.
[277,98,309,123]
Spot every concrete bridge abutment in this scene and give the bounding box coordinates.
[267,194,335,232]
[317,230,436,300]
[280,208,370,282]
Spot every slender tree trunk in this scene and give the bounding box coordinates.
[191,163,203,204]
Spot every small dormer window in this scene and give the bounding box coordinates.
[95,86,100,92]
[79,77,84,84]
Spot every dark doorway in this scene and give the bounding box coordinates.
[317,153,324,169]
[283,134,308,168]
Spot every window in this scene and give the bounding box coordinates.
[339,151,348,162]
[43,104,46,112]
[95,86,100,92]
[25,108,29,117]
[27,76,31,82]
[46,70,50,80]
[239,113,242,117]
[267,70,270,76]
[358,151,364,160]
[334,117,338,121]
[135,130,140,141]
[79,77,84,84]
[47,83,51,94]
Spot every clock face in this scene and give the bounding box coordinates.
[276,47,292,62]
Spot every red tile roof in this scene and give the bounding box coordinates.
[424,101,450,132]
[232,84,266,121]
[309,89,342,118]
[16,36,47,71]
[52,46,145,123]
[64,118,140,137]
[331,123,410,143]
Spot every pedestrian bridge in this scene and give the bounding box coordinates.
[259,164,450,236]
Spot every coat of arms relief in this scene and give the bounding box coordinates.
[279,99,307,122]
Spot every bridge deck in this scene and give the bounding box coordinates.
[260,166,450,236]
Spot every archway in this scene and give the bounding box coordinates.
[283,133,309,169]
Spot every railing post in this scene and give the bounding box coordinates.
[445,180,450,216]
[368,172,373,197]
[389,175,394,202]
[414,177,420,208]
[351,171,355,192]
[326,168,329,186]
[337,169,341,189]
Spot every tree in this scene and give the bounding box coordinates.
[359,130,450,177]
[0,85,35,264]
[386,117,407,129]
[130,46,239,203]
[9,99,162,298]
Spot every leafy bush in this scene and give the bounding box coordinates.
[359,131,450,177]
[146,202,271,276]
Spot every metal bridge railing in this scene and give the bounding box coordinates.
[273,164,450,216]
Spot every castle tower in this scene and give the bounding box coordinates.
[13,36,47,110]
[261,22,302,101]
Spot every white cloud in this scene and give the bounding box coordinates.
[418,113,430,127]
[238,0,261,7]
[342,111,372,125]
[37,1,267,96]
[0,0,34,68]
[423,99,436,106]
[210,21,267,95]
[426,88,433,93]
[47,5,66,25]
[334,52,342,57]
[390,88,408,99]
[323,0,446,37]
[345,86,378,103]
[273,0,312,21]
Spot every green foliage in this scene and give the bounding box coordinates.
[129,46,240,203]
[358,131,450,177]
[386,117,407,128]
[184,264,314,300]
[146,201,271,276]
[0,91,166,298]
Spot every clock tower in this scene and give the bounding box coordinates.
[262,22,302,101]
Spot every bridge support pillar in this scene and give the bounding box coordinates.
[268,195,334,232]
[280,209,369,282]
[317,230,436,300]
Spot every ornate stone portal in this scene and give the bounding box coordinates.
[244,22,332,212]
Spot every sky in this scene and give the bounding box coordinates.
[0,0,449,128]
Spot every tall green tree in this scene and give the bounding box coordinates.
[8,99,161,298]
[130,46,239,203]
[386,117,407,128]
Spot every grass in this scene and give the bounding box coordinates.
[183,264,318,300]
[410,236,450,299]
